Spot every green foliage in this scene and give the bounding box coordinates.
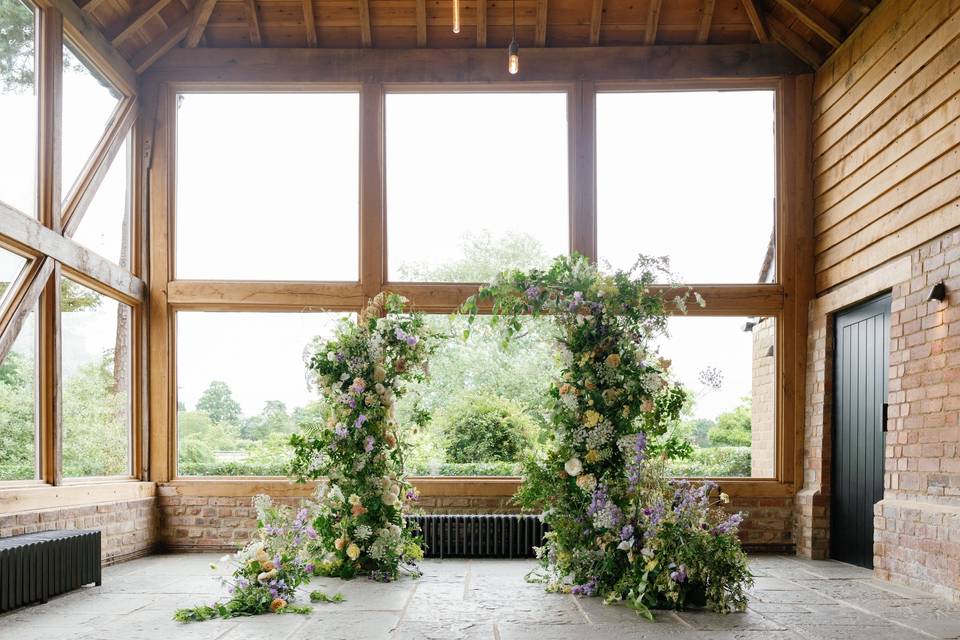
[442,394,534,464]
[0,0,33,92]
[0,350,33,480]
[405,461,521,476]
[62,356,129,477]
[309,590,344,603]
[464,255,751,616]
[397,230,553,284]
[197,381,243,425]
[708,399,752,448]
[667,447,751,478]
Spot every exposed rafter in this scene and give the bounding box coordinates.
[772,0,844,48]
[302,0,318,47]
[110,0,173,46]
[359,0,372,47]
[697,0,716,44]
[130,8,194,73]
[81,0,110,15]
[416,0,427,48]
[243,0,262,47]
[768,14,823,68]
[589,0,603,46]
[535,0,548,47]
[476,0,487,48]
[184,0,217,48]
[48,0,137,95]
[740,0,769,43]
[645,0,663,45]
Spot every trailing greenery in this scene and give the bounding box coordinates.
[309,590,345,603]
[463,254,752,616]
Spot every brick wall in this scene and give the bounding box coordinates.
[874,232,960,600]
[751,317,777,478]
[0,498,158,565]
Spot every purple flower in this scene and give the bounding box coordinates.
[571,578,597,596]
[365,436,376,452]
[406,335,419,346]
[334,423,348,438]
[305,563,315,574]
[355,414,368,429]
[713,512,743,535]
[395,327,408,341]
[525,285,541,300]
[306,527,318,540]
[620,524,633,541]
[670,564,688,583]
[569,290,584,310]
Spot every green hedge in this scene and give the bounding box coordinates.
[0,463,34,481]
[666,446,751,478]
[178,461,290,477]
[405,461,522,476]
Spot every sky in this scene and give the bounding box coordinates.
[2,58,777,426]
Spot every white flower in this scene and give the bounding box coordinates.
[617,539,633,551]
[381,490,399,507]
[355,524,373,541]
[327,351,337,361]
[564,457,583,476]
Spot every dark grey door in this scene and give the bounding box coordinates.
[831,294,890,568]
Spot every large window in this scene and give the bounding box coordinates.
[655,316,777,478]
[61,280,132,478]
[176,311,349,476]
[597,90,776,283]
[0,305,36,481]
[0,0,37,218]
[398,315,560,476]
[175,93,360,281]
[71,135,131,267]
[385,92,569,282]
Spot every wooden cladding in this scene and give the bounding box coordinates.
[812,0,960,293]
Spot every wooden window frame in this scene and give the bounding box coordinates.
[0,0,146,494]
[143,50,813,502]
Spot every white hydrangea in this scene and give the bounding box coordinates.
[252,494,273,521]
[354,524,373,541]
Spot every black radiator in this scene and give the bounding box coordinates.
[406,515,547,559]
[0,530,101,613]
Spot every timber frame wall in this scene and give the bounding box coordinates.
[0,0,156,523]
[140,45,815,539]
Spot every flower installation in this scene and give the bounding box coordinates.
[463,254,753,617]
[289,292,434,581]
[173,496,321,621]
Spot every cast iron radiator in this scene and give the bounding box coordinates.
[405,515,547,559]
[0,529,101,613]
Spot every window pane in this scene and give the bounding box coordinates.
[61,280,132,477]
[397,315,561,476]
[0,305,37,481]
[0,245,28,312]
[72,135,131,267]
[656,316,776,478]
[177,311,351,476]
[175,93,360,280]
[597,91,776,283]
[62,44,122,202]
[386,93,569,282]
[0,0,37,217]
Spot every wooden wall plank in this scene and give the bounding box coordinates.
[476,0,486,47]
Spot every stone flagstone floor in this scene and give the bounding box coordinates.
[1,554,959,639]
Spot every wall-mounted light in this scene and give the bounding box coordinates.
[452,0,460,33]
[507,0,519,74]
[927,281,947,303]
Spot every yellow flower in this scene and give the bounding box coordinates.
[348,494,361,505]
[605,353,621,368]
[720,492,730,504]
[346,543,361,561]
[583,410,601,428]
[576,474,597,492]
[270,598,287,613]
[585,449,601,464]
[373,364,386,383]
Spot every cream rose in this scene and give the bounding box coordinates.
[346,543,361,561]
[564,457,583,476]
[576,473,597,492]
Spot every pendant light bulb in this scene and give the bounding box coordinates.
[508,38,520,75]
[453,0,461,33]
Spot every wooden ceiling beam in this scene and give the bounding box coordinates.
[302,0,318,47]
[476,0,487,48]
[110,0,173,46]
[130,8,195,73]
[81,0,110,15]
[416,0,426,48]
[359,0,372,47]
[696,0,716,44]
[535,0,548,47]
[146,44,813,82]
[772,0,844,48]
[184,0,217,48]
[589,0,603,46]
[48,0,137,95]
[243,0,262,46]
[739,0,769,43]
[644,0,663,45]
[767,14,824,68]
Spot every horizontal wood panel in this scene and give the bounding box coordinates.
[813,0,960,293]
[0,203,146,303]
[167,280,366,310]
[143,44,812,84]
[0,481,156,514]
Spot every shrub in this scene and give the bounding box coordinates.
[666,446,751,477]
[441,394,534,464]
